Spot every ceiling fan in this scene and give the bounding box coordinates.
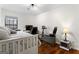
[26,4,38,10]
[31,4,35,7]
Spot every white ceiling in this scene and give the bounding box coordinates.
[0,4,63,15]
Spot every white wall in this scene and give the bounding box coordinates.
[26,5,79,50]
[1,5,79,50]
[0,8,36,30]
[0,7,2,26]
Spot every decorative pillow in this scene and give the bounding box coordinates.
[0,29,10,40]
[0,26,10,35]
[10,29,16,34]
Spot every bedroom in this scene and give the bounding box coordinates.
[0,4,79,54]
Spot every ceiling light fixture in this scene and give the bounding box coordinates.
[31,4,35,7]
[26,4,38,10]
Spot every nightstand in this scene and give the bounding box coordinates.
[59,40,72,51]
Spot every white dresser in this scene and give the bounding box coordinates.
[60,40,72,51]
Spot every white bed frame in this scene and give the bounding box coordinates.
[0,34,38,54]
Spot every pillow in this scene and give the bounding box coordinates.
[0,26,17,34]
[0,26,10,35]
[0,29,10,40]
[10,29,16,34]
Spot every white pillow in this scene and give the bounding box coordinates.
[0,26,10,35]
[0,29,10,40]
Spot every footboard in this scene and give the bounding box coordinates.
[0,35,38,54]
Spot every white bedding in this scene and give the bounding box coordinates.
[10,31,33,39]
[0,31,35,42]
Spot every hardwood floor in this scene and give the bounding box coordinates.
[38,40,79,54]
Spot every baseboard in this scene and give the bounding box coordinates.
[56,41,79,51]
[71,47,79,51]
[56,41,60,45]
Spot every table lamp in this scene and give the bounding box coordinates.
[63,27,69,41]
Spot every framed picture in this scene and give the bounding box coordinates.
[5,16,18,30]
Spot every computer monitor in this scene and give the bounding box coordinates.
[25,25,33,31]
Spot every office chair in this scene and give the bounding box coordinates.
[42,27,57,45]
[31,27,38,35]
[49,27,57,37]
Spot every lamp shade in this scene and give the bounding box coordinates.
[63,27,69,33]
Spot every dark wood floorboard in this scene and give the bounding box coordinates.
[38,40,79,54]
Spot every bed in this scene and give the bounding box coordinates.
[0,31,38,54]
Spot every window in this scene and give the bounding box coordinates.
[5,16,18,30]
